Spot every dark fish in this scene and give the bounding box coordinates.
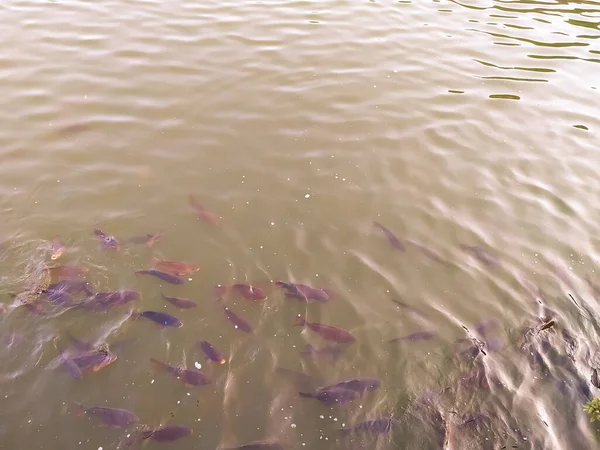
[216,283,268,302]
[300,344,343,360]
[274,281,333,303]
[460,245,498,266]
[140,425,192,442]
[407,240,446,264]
[299,387,359,404]
[150,358,211,386]
[43,289,74,306]
[69,349,117,373]
[74,403,138,428]
[222,440,285,450]
[150,256,199,276]
[135,311,183,328]
[135,270,185,285]
[339,417,401,434]
[198,341,226,364]
[126,232,164,247]
[94,229,120,250]
[293,316,355,343]
[189,194,219,226]
[163,294,197,309]
[592,369,600,389]
[82,290,140,311]
[373,222,405,251]
[46,279,94,296]
[50,238,65,260]
[389,331,435,342]
[321,377,380,394]
[48,264,88,279]
[224,307,253,333]
[539,320,555,331]
[390,298,430,319]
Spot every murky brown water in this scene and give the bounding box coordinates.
[1,0,600,448]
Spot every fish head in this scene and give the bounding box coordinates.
[91,352,117,371]
[101,235,120,250]
[50,248,64,260]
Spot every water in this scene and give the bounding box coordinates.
[1,0,599,448]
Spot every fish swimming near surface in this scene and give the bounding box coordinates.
[198,341,226,364]
[150,256,199,276]
[320,377,381,394]
[45,279,94,296]
[216,283,268,302]
[223,307,253,333]
[133,310,183,328]
[407,240,447,264]
[459,245,498,266]
[74,403,138,428]
[125,232,164,247]
[60,349,117,378]
[135,270,185,285]
[50,238,65,260]
[389,331,435,342]
[300,344,343,361]
[162,294,197,309]
[390,298,430,319]
[150,358,211,386]
[274,281,333,302]
[373,221,405,251]
[94,229,120,250]
[189,194,219,226]
[139,425,192,442]
[293,316,356,343]
[48,264,89,279]
[299,387,359,404]
[80,290,140,311]
[339,417,401,435]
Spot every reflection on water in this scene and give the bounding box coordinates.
[1,0,600,448]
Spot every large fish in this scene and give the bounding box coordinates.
[150,256,199,276]
[198,341,226,364]
[293,316,355,343]
[150,358,211,386]
[81,290,140,311]
[274,281,333,303]
[134,310,183,328]
[320,377,380,394]
[74,403,138,428]
[135,270,185,285]
[224,307,253,333]
[94,229,120,250]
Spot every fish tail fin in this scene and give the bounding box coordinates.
[130,310,141,321]
[149,358,166,372]
[298,391,314,398]
[73,402,86,416]
[293,315,306,327]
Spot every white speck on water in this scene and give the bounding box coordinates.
[188,278,192,281]
[151,379,155,384]
[305,194,310,199]
[291,423,297,428]
[98,447,103,450]
[334,418,338,422]
[270,221,275,226]
[234,325,238,329]
[28,420,32,424]
[177,400,180,404]
[194,362,202,369]
[187,392,191,396]
[260,245,263,249]
[57,180,60,183]
[342,423,345,427]
[302,443,306,446]
[319,415,324,419]
[126,435,130,438]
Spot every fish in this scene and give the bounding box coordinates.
[592,369,600,389]
[539,320,555,332]
[299,387,359,404]
[224,307,253,333]
[339,417,401,434]
[320,377,380,394]
[66,349,117,374]
[150,256,199,276]
[407,240,446,264]
[140,425,192,442]
[300,344,343,360]
[373,221,405,251]
[216,283,268,302]
[43,289,74,306]
[135,270,185,285]
[134,310,183,328]
[163,294,197,309]
[389,331,435,342]
[150,358,211,386]
[46,279,94,296]
[50,238,65,260]
[390,298,430,319]
[189,194,219,226]
[94,229,120,250]
[460,245,498,266]
[125,232,164,247]
[48,264,89,279]
[293,316,356,343]
[66,331,95,352]
[74,403,138,428]
[81,290,140,311]
[221,440,285,450]
[274,281,333,303]
[198,341,226,364]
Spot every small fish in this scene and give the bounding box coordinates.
[299,387,359,404]
[339,417,401,435]
[373,221,405,251]
[216,283,268,302]
[48,264,88,279]
[274,281,333,303]
[390,298,430,319]
[592,369,600,389]
[94,229,120,250]
[150,358,211,386]
[221,440,285,450]
[224,307,253,333]
[134,311,183,328]
[300,344,343,360]
[74,403,138,428]
[389,331,435,342]
[150,256,199,276]
[198,341,226,364]
[126,232,164,247]
[460,245,498,266]
[293,316,355,343]
[135,270,185,285]
[140,425,192,442]
[189,194,219,226]
[407,240,446,264]
[50,238,65,260]
[163,294,197,309]
[321,377,380,394]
